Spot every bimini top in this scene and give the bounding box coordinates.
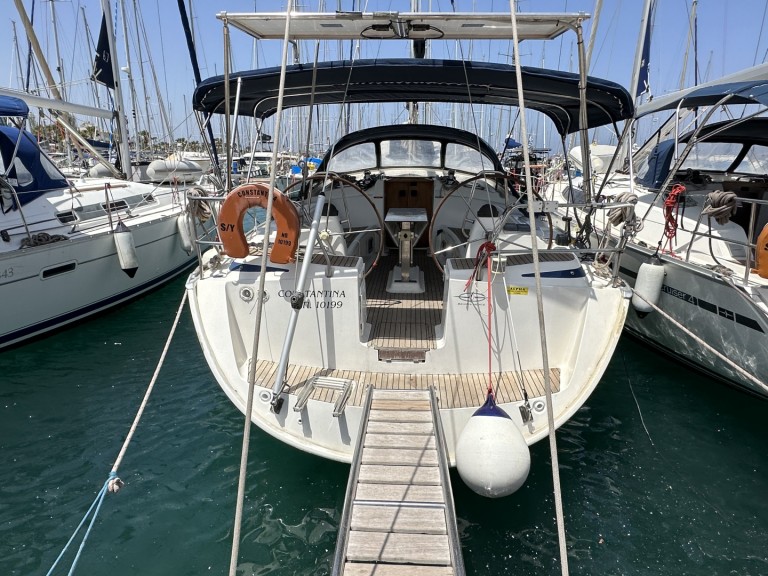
[636,68,768,117]
[0,95,29,118]
[193,59,634,136]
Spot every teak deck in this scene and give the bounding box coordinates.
[255,251,561,408]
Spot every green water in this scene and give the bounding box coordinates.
[1,276,766,575]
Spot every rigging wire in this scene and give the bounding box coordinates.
[228,5,295,576]
[509,4,570,576]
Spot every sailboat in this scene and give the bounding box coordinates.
[0,2,215,348]
[187,10,635,471]
[552,65,768,398]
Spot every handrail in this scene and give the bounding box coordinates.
[330,385,374,576]
[429,386,466,576]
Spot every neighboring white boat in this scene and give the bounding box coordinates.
[186,9,636,479]
[0,95,213,347]
[551,67,768,398]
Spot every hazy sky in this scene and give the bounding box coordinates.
[2,0,767,146]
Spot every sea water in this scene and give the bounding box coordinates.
[1,276,766,575]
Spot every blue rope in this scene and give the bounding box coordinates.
[45,473,115,576]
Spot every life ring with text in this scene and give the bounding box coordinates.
[218,183,300,263]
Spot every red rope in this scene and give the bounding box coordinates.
[663,184,686,252]
[463,241,497,395]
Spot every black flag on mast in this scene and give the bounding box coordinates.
[91,16,115,89]
[635,0,655,98]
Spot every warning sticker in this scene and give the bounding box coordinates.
[506,286,528,296]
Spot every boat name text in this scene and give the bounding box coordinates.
[278,289,346,309]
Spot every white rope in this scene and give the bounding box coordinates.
[508,6,570,576]
[630,290,768,395]
[111,290,188,477]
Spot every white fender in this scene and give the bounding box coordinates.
[455,393,531,498]
[114,220,138,278]
[632,258,665,315]
[176,214,194,254]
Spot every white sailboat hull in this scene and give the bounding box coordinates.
[188,252,629,463]
[619,244,768,396]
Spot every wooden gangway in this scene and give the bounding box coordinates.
[332,387,465,576]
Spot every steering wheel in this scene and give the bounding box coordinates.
[282,171,385,277]
[429,170,553,274]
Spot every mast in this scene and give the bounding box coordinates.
[13,0,65,101]
[679,0,698,89]
[82,7,103,113]
[131,0,155,153]
[49,0,67,99]
[99,0,132,179]
[135,0,174,146]
[177,0,221,173]
[11,21,25,89]
[119,0,142,164]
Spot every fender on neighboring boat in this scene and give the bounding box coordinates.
[752,223,768,279]
[218,182,300,263]
[176,214,194,254]
[632,256,665,315]
[113,220,138,278]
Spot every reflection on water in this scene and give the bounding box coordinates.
[1,277,766,575]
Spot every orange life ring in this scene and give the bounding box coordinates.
[752,223,768,279]
[218,183,300,263]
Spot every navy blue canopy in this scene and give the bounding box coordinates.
[0,126,68,207]
[193,59,634,136]
[0,95,29,118]
[681,116,768,146]
[643,80,768,114]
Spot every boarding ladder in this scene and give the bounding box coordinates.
[332,387,465,576]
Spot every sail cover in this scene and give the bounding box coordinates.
[193,59,634,136]
[0,96,29,118]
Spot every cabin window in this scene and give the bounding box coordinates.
[734,145,768,175]
[679,142,743,172]
[380,139,440,168]
[56,210,77,224]
[445,143,494,173]
[41,261,77,278]
[101,199,129,212]
[11,158,34,187]
[327,143,376,172]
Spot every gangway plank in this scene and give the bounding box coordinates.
[332,387,464,576]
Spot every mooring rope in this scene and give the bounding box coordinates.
[45,291,188,576]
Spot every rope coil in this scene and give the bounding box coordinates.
[702,190,738,225]
[20,232,69,248]
[663,184,686,250]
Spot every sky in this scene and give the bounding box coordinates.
[2,0,767,151]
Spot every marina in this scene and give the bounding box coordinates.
[1,1,768,575]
